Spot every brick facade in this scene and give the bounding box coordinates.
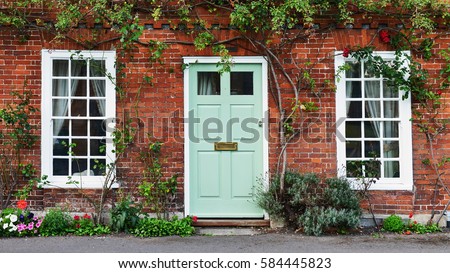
[1,16,449,219]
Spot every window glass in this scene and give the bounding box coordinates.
[198,72,220,95]
[231,72,253,95]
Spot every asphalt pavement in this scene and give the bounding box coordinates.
[0,228,449,253]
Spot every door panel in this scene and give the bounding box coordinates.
[189,63,264,218]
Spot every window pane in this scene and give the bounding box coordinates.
[90,100,105,117]
[383,121,399,138]
[71,60,87,76]
[231,72,253,95]
[198,72,220,95]
[384,101,399,118]
[90,60,106,77]
[384,141,399,158]
[346,101,362,118]
[72,139,88,156]
[384,161,400,178]
[346,121,361,138]
[53,139,69,156]
[346,160,363,177]
[53,119,69,136]
[383,81,398,98]
[52,79,68,96]
[71,100,87,117]
[364,160,381,178]
[52,99,69,116]
[53,60,68,76]
[90,80,105,97]
[365,101,380,118]
[72,80,87,96]
[53,159,68,175]
[364,62,380,78]
[346,141,361,158]
[345,62,361,78]
[90,139,106,156]
[346,81,361,98]
[364,121,380,138]
[91,159,106,176]
[365,81,380,98]
[72,159,88,175]
[365,141,380,157]
[90,120,106,136]
[72,120,87,136]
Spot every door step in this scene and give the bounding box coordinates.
[193,219,270,227]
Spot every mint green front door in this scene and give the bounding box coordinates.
[189,63,264,218]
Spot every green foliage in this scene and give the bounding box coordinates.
[138,140,178,220]
[131,216,195,237]
[256,172,361,236]
[39,209,73,237]
[70,214,111,236]
[0,90,41,209]
[382,215,404,233]
[110,197,142,233]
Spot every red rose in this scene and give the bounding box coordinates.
[409,212,413,219]
[343,47,350,58]
[17,200,27,210]
[76,224,81,229]
[192,216,198,223]
[74,215,80,221]
[437,90,443,96]
[414,221,418,224]
[379,30,390,43]
[405,230,411,235]
[83,213,91,219]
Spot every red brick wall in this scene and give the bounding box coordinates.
[1,20,449,217]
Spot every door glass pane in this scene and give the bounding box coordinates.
[365,141,380,157]
[365,101,380,118]
[52,79,68,96]
[345,62,361,78]
[384,101,399,118]
[90,60,106,77]
[383,121,399,138]
[198,72,220,95]
[53,60,68,76]
[71,100,87,116]
[53,159,68,175]
[346,141,361,158]
[365,81,380,98]
[346,81,361,98]
[231,72,253,95]
[346,101,362,118]
[71,60,87,76]
[346,121,361,138]
[384,161,400,178]
[384,141,399,158]
[364,121,380,138]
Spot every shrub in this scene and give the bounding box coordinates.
[39,208,73,236]
[132,216,195,237]
[110,197,142,233]
[256,172,361,236]
[382,215,404,233]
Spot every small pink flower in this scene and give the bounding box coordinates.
[17,223,27,232]
[28,222,34,230]
[192,216,198,223]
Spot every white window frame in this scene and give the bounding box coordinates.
[335,51,413,190]
[41,50,116,188]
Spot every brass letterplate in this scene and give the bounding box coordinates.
[214,142,238,151]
